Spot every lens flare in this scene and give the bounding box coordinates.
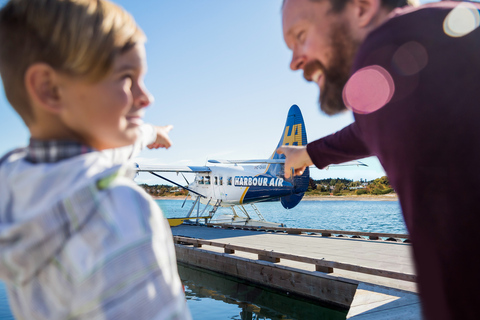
[343,65,395,115]
[392,41,428,76]
[443,2,480,38]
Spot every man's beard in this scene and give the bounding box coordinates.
[304,21,359,115]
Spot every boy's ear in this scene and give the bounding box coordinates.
[24,63,62,114]
[351,0,382,28]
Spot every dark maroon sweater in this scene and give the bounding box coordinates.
[307,2,480,319]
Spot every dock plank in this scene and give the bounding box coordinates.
[171,224,415,290]
[172,224,421,318]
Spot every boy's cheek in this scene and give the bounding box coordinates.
[90,120,139,150]
[126,126,140,142]
[118,125,140,147]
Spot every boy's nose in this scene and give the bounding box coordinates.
[134,83,153,108]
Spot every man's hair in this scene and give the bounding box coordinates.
[314,0,411,13]
[282,0,412,14]
[0,0,146,125]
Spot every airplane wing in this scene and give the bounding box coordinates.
[208,159,367,167]
[135,163,209,198]
[136,164,211,173]
[208,159,285,164]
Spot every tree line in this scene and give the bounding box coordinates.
[138,184,189,197]
[308,176,394,196]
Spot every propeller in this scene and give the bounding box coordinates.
[148,171,206,198]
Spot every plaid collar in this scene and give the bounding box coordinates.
[26,139,96,164]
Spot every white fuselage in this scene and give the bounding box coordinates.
[188,164,289,206]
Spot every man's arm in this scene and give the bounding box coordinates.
[278,122,372,178]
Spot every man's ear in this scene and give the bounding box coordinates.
[351,0,382,28]
[24,63,62,114]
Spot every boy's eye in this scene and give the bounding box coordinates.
[122,74,134,87]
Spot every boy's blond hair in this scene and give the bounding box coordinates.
[0,0,146,125]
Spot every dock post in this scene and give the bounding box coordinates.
[287,229,303,235]
[316,265,334,273]
[258,254,280,263]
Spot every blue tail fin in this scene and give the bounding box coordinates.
[268,105,309,209]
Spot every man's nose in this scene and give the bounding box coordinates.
[290,53,305,71]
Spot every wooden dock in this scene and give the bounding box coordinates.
[171,224,422,319]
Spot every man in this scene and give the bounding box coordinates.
[279,0,480,319]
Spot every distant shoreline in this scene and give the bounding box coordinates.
[151,194,399,202]
[303,194,398,201]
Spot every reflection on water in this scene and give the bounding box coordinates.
[0,266,347,320]
[179,263,347,320]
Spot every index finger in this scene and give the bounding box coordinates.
[164,125,174,133]
[276,146,286,155]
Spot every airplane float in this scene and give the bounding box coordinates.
[136,105,366,227]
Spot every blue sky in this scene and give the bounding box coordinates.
[0,0,436,185]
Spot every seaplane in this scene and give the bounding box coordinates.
[136,105,366,227]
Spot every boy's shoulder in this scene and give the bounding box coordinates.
[0,145,149,223]
[0,147,27,166]
[95,165,158,215]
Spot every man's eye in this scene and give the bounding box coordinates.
[297,31,305,42]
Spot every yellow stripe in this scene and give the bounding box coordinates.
[240,187,249,204]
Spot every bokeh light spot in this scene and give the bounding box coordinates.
[392,41,428,76]
[343,65,395,115]
[443,2,480,37]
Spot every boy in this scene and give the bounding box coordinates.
[0,0,191,319]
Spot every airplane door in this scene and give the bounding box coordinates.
[213,176,226,201]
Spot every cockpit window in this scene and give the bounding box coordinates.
[205,176,211,185]
[197,177,204,185]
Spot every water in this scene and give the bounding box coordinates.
[180,263,347,320]
[157,198,407,234]
[0,282,13,320]
[0,200,406,319]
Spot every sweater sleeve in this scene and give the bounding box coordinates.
[306,122,372,169]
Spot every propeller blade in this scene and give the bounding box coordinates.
[147,171,206,198]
